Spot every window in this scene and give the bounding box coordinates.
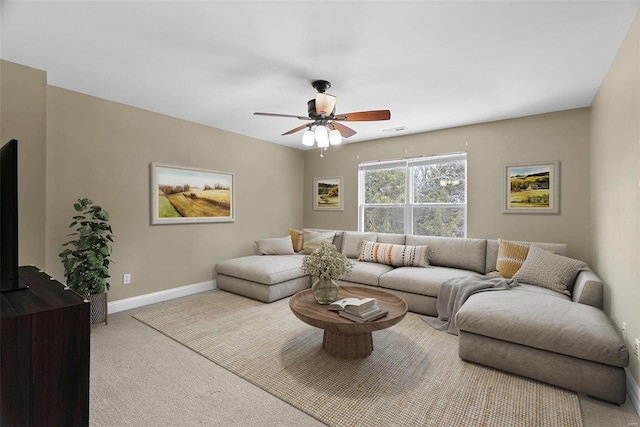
[358,152,467,237]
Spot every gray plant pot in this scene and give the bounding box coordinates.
[83,289,108,326]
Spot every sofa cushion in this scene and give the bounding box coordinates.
[338,260,393,287]
[255,236,295,255]
[512,245,586,296]
[406,235,487,274]
[358,241,429,267]
[495,238,529,278]
[379,266,478,298]
[456,289,629,368]
[215,255,306,285]
[341,231,377,258]
[300,229,336,254]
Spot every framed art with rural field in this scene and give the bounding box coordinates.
[313,176,344,211]
[150,163,234,224]
[503,161,560,214]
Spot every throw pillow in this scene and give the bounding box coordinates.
[496,238,530,278]
[358,240,429,268]
[300,229,336,255]
[512,245,587,295]
[288,228,303,252]
[255,236,295,255]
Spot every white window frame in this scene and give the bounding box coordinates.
[358,152,467,237]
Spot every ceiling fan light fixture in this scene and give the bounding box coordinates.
[302,129,315,146]
[315,125,329,148]
[329,129,342,145]
[315,93,336,116]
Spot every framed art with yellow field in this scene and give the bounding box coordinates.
[313,176,344,211]
[503,161,559,214]
[150,163,234,224]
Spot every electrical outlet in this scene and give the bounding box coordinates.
[622,322,627,338]
[635,339,639,359]
[123,273,131,285]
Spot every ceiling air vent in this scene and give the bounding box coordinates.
[382,126,408,133]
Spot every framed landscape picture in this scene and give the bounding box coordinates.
[313,176,344,211]
[503,161,560,214]
[150,163,234,224]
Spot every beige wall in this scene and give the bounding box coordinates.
[44,86,304,301]
[304,108,592,263]
[0,60,47,268]
[2,60,304,301]
[590,12,640,384]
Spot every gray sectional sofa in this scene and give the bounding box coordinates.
[215,230,629,404]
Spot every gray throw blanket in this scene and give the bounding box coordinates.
[423,275,517,335]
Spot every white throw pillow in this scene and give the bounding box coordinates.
[255,236,295,255]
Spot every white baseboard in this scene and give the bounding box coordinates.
[108,280,216,314]
[627,368,640,416]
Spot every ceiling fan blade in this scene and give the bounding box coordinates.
[282,123,312,136]
[334,110,391,121]
[254,112,310,120]
[328,122,357,138]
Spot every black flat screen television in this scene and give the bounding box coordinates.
[1,139,27,292]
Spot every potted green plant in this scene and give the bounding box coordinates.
[59,198,113,325]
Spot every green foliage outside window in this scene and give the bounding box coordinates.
[364,168,405,204]
[363,206,404,234]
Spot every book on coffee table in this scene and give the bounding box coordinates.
[339,308,389,323]
[328,297,377,314]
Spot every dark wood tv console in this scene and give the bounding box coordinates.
[1,266,90,426]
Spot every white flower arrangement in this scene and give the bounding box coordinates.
[301,241,354,280]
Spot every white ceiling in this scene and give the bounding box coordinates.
[1,1,639,150]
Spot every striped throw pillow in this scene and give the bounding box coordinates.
[358,241,429,268]
[496,238,530,278]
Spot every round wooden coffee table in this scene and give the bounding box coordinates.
[289,285,408,359]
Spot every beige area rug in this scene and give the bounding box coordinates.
[133,290,583,427]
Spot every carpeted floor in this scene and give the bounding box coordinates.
[132,290,584,427]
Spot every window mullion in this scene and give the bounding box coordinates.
[406,162,413,235]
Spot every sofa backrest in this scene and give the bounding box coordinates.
[377,233,406,245]
[484,239,568,273]
[340,231,376,258]
[406,235,487,274]
[305,229,571,278]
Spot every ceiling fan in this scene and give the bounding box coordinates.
[254,80,391,149]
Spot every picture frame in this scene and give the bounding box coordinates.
[313,176,344,211]
[150,162,234,224]
[503,161,560,214]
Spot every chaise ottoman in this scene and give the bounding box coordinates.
[456,284,629,404]
[215,255,310,303]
